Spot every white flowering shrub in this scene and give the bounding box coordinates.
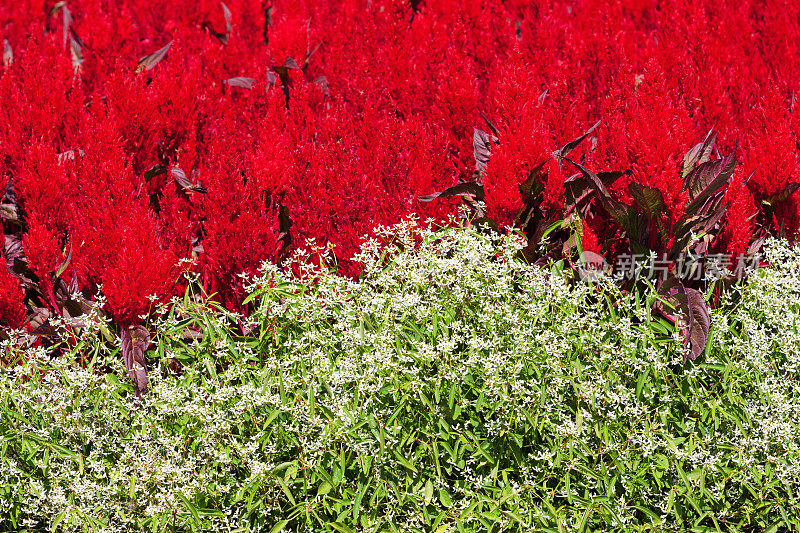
[1,223,799,532]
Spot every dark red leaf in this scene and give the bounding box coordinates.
[553,120,601,161]
[479,110,501,139]
[473,128,497,175]
[3,39,12,67]
[684,148,737,213]
[138,41,173,72]
[226,77,256,89]
[418,182,484,202]
[682,129,717,178]
[121,326,150,397]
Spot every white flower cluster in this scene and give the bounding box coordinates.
[1,223,798,531]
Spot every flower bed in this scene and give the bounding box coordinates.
[1,0,800,339]
[2,225,799,531]
[3,2,800,529]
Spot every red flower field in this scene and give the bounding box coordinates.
[1,0,799,332]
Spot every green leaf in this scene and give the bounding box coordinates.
[177,493,201,525]
[50,508,70,532]
[393,450,418,473]
[424,479,434,506]
[317,481,333,497]
[269,520,289,533]
[439,488,453,508]
[276,477,296,506]
[330,522,356,533]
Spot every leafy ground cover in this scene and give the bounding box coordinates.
[2,223,799,532]
[3,1,800,531]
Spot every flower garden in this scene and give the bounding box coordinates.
[1,0,800,531]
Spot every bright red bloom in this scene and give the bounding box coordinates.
[0,256,26,329]
[0,0,798,328]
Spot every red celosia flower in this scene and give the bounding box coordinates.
[543,158,564,210]
[581,219,602,256]
[599,59,695,219]
[23,217,63,301]
[0,0,799,328]
[0,257,26,329]
[722,170,758,258]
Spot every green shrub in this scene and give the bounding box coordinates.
[1,223,799,532]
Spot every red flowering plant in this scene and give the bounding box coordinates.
[420,63,772,364]
[3,0,800,384]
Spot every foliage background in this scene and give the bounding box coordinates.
[2,226,799,531]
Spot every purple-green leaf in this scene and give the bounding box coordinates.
[143,163,167,182]
[628,182,666,221]
[684,148,737,213]
[682,288,711,362]
[473,128,497,175]
[3,39,12,67]
[121,326,150,397]
[172,167,206,193]
[762,182,800,207]
[138,41,173,72]
[278,204,292,249]
[553,120,600,161]
[670,191,727,258]
[519,160,548,205]
[226,76,256,89]
[314,75,328,96]
[205,2,232,45]
[564,157,642,241]
[418,182,484,202]
[564,169,630,216]
[658,277,711,363]
[4,234,23,268]
[682,129,717,178]
[221,2,232,36]
[263,4,273,46]
[69,33,83,70]
[54,236,72,279]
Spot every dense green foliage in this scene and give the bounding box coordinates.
[1,224,799,532]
